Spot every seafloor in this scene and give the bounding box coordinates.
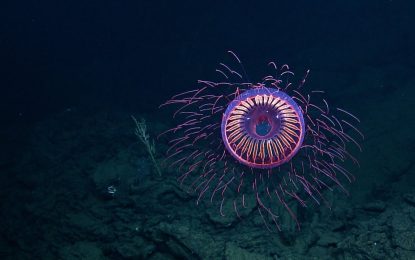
[1,63,415,259]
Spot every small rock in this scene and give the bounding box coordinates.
[362,201,386,212]
[225,242,272,260]
[390,213,412,231]
[394,231,415,251]
[403,193,415,207]
[317,232,341,247]
[59,241,104,260]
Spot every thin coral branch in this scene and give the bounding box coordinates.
[131,115,162,176]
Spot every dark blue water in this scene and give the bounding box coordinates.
[1,0,414,259]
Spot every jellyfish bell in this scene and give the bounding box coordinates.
[221,87,305,169]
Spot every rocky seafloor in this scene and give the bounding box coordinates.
[1,64,415,259]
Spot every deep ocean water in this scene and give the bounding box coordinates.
[1,1,415,259]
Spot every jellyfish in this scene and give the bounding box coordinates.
[159,51,362,231]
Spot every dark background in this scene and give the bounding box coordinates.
[1,1,415,258]
[1,0,413,123]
